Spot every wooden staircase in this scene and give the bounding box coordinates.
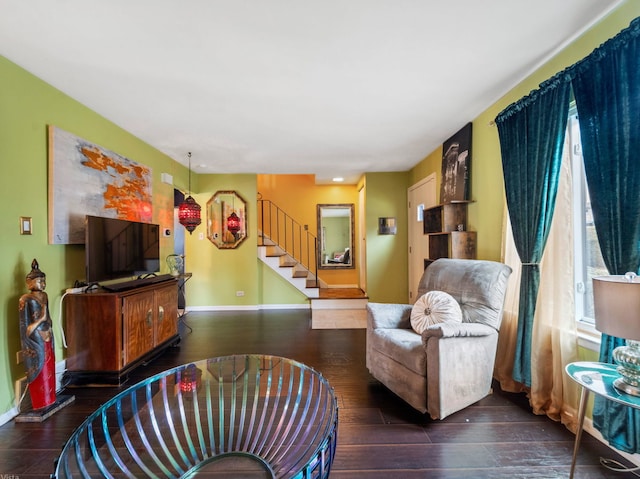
[258,240,368,329]
[258,240,320,298]
[257,199,367,328]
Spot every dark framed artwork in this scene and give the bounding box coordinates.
[440,122,472,203]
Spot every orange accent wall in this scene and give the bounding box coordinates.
[257,174,360,286]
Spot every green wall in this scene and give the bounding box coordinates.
[364,172,410,303]
[184,174,308,308]
[258,264,309,305]
[0,55,188,418]
[185,175,258,308]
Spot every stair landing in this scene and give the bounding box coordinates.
[311,288,368,329]
[318,288,367,300]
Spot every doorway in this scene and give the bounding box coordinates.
[407,174,436,303]
[358,184,366,293]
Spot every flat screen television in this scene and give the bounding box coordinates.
[85,215,160,285]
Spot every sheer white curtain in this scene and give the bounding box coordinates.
[495,136,581,428]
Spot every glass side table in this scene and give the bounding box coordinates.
[53,355,338,478]
[565,361,640,478]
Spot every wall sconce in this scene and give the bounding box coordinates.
[178,152,201,234]
[207,190,247,249]
[593,272,640,396]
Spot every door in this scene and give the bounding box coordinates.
[154,283,178,345]
[408,174,437,303]
[122,291,155,365]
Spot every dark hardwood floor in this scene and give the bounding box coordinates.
[1,309,637,478]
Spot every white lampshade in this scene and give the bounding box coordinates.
[593,274,640,341]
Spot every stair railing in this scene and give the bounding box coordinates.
[258,199,318,282]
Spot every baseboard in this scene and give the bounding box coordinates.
[258,304,311,310]
[187,304,310,312]
[0,407,18,427]
[187,305,260,311]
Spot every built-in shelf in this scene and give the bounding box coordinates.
[424,201,476,267]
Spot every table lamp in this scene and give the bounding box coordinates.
[593,272,640,396]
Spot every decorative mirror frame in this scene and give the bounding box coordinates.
[317,203,355,270]
[207,190,248,249]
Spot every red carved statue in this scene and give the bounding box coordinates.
[18,259,56,410]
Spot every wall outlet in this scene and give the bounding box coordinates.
[163,228,171,237]
[236,291,245,297]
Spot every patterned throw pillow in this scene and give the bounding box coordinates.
[410,291,463,334]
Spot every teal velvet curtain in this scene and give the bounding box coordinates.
[495,78,570,386]
[571,17,640,454]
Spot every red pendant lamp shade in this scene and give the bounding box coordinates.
[227,212,241,235]
[180,363,200,393]
[179,196,201,233]
[178,152,201,234]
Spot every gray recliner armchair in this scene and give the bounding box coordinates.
[366,258,512,419]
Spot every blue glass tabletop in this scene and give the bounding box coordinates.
[565,361,640,409]
[53,355,338,478]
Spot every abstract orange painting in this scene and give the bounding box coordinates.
[48,126,153,244]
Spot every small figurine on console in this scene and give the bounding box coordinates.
[18,259,56,410]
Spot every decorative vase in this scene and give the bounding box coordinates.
[613,339,640,391]
[166,254,184,277]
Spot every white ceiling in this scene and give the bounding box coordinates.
[0,0,622,184]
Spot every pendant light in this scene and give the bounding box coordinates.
[178,152,201,234]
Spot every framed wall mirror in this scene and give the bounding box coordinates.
[317,203,355,269]
[207,190,247,249]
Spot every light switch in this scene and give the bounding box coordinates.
[20,217,32,235]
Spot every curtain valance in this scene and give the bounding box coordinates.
[496,16,640,125]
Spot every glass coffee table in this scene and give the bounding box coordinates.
[53,355,338,478]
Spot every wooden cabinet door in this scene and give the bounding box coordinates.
[65,294,122,372]
[154,283,178,346]
[122,291,155,365]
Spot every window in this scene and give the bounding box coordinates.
[569,107,608,325]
